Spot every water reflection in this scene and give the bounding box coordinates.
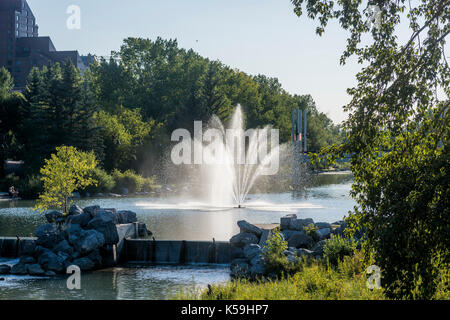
[0,172,354,241]
[0,264,229,300]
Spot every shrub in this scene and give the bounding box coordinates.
[323,235,357,268]
[83,168,115,194]
[303,223,320,242]
[112,169,143,194]
[262,228,303,277]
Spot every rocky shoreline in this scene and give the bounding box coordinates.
[229,214,347,278]
[0,205,151,277]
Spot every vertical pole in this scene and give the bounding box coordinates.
[304,110,307,153]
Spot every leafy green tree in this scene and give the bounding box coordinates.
[35,146,98,214]
[95,107,153,171]
[292,0,449,298]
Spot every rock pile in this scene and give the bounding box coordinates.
[229,215,347,278]
[0,205,151,276]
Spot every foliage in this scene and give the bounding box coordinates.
[91,37,343,149]
[35,146,98,214]
[303,223,320,242]
[292,0,449,299]
[94,107,154,171]
[111,169,155,194]
[174,251,385,300]
[262,228,303,277]
[323,235,357,268]
[82,167,116,195]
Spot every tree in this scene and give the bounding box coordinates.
[292,0,449,298]
[35,146,98,214]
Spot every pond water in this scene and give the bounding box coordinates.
[0,172,354,300]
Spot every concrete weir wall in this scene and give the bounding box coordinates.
[124,239,231,264]
[0,237,37,258]
[0,234,231,265]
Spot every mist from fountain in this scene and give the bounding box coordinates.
[196,105,281,207]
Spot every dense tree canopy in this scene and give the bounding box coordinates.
[292,0,449,298]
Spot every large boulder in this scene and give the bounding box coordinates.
[10,263,28,275]
[118,210,137,224]
[290,218,314,231]
[35,224,64,248]
[280,214,297,230]
[243,244,262,260]
[83,205,100,217]
[66,212,91,227]
[315,222,332,229]
[230,232,259,248]
[281,230,301,241]
[38,250,64,273]
[296,248,314,258]
[87,211,119,244]
[231,247,245,259]
[27,264,45,276]
[19,256,36,264]
[287,232,313,249]
[45,211,63,223]
[72,257,95,271]
[316,228,331,240]
[259,229,272,247]
[52,240,74,256]
[0,265,11,274]
[69,204,83,216]
[237,220,262,237]
[72,229,105,255]
[311,240,326,256]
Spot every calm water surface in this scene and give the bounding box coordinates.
[0,172,353,300]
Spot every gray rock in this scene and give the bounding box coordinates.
[311,240,327,256]
[72,257,95,271]
[63,223,83,238]
[69,204,83,216]
[35,224,64,248]
[83,205,100,217]
[52,240,74,255]
[38,250,64,273]
[297,248,314,257]
[281,230,302,241]
[249,256,265,276]
[10,263,28,275]
[231,247,245,259]
[0,265,11,274]
[118,210,137,224]
[237,220,262,237]
[121,188,129,195]
[290,218,314,231]
[87,249,102,267]
[315,222,332,229]
[27,264,45,276]
[66,212,91,227]
[87,211,119,244]
[280,214,297,230]
[74,229,105,254]
[259,229,272,247]
[243,244,261,260]
[316,228,331,240]
[45,211,63,223]
[287,232,313,248]
[19,256,36,264]
[230,232,259,248]
[137,223,149,237]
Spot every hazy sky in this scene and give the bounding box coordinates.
[26,0,376,124]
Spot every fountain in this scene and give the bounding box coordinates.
[194,105,280,208]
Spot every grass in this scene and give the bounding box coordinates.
[173,251,386,300]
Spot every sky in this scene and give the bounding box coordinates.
[26,0,380,124]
